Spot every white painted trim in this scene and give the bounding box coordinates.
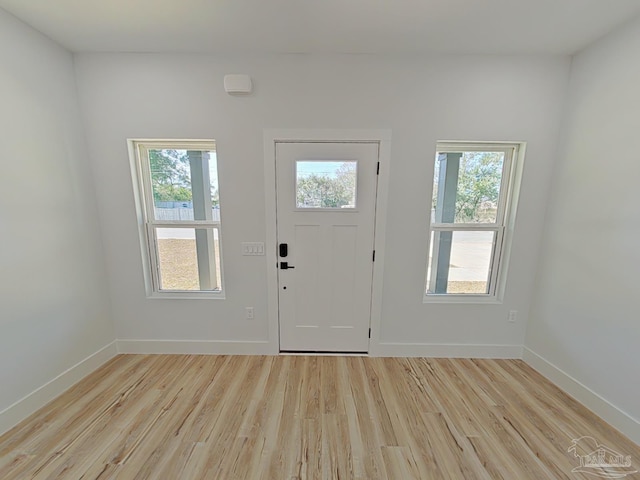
[264,132,280,354]
[523,347,640,445]
[0,342,118,436]
[127,139,226,298]
[370,343,523,359]
[369,134,391,353]
[263,129,392,354]
[423,142,525,303]
[116,339,275,355]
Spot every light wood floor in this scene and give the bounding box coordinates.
[1,355,638,479]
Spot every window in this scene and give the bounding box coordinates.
[131,140,223,297]
[425,142,522,301]
[296,160,357,209]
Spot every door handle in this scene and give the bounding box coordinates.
[280,262,295,269]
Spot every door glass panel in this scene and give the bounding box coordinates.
[155,227,221,291]
[426,230,496,294]
[296,160,357,209]
[432,151,505,223]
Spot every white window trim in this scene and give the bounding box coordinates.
[423,141,525,304]
[129,139,225,299]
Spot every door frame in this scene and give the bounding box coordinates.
[263,129,392,355]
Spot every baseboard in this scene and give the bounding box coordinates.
[523,347,640,445]
[0,341,118,436]
[116,339,276,355]
[371,343,523,358]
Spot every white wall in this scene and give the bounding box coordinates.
[526,17,640,442]
[75,52,569,354]
[0,9,115,431]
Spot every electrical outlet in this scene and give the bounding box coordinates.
[508,310,517,323]
[245,307,254,319]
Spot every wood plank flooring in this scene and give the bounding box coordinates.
[1,355,638,479]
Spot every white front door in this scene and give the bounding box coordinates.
[276,142,379,352]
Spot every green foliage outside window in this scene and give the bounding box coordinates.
[296,162,356,208]
[432,152,504,223]
[149,149,219,206]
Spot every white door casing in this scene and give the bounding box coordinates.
[276,142,379,352]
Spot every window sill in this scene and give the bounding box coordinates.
[423,294,502,305]
[147,291,226,300]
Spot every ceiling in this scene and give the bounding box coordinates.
[2,0,640,55]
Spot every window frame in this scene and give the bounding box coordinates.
[130,139,225,299]
[424,141,523,303]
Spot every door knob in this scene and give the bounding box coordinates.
[280,262,295,269]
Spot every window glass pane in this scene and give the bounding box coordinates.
[432,151,504,223]
[148,149,219,221]
[427,230,495,294]
[156,227,221,291]
[296,160,357,209]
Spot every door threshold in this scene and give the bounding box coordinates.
[280,350,368,356]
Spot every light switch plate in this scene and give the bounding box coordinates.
[242,242,265,256]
